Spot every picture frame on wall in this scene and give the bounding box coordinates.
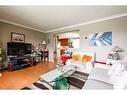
[108,53,114,59]
[108,53,118,60]
[11,32,25,43]
[89,32,112,46]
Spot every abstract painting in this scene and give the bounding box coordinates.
[89,32,112,46]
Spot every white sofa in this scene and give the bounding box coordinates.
[83,55,127,90]
[82,67,113,89]
[66,53,127,90]
[66,51,95,73]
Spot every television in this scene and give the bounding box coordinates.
[7,42,32,56]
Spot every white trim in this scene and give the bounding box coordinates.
[0,19,45,33]
[0,0,127,5]
[46,12,127,33]
[0,12,127,33]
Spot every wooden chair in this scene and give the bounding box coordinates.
[41,51,49,61]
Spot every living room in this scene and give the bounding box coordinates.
[0,5,127,92]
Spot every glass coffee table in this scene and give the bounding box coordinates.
[39,65,76,90]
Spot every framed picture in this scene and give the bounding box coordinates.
[108,53,118,60]
[108,53,114,59]
[89,32,112,46]
[11,32,25,43]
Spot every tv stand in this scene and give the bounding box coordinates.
[8,55,33,71]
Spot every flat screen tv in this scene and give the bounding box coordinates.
[7,42,32,56]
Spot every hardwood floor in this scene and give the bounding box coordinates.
[0,61,56,89]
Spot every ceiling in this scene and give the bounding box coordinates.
[0,6,127,33]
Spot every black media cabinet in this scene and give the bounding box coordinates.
[8,56,33,71]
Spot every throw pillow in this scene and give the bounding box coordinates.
[108,61,125,76]
[108,61,126,85]
[72,54,81,61]
[82,55,92,63]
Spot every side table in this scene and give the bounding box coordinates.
[106,59,120,65]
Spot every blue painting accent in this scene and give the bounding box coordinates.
[89,32,112,46]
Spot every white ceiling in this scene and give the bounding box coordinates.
[0,6,127,33]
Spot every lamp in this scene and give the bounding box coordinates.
[112,46,123,60]
[42,41,46,45]
[112,46,123,52]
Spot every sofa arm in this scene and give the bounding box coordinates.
[90,60,95,67]
[66,59,73,65]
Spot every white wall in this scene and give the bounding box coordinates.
[0,21,46,67]
[45,33,55,62]
[46,16,127,62]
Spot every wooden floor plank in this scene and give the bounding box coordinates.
[0,61,56,89]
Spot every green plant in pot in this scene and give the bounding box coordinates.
[53,75,69,90]
[32,46,41,63]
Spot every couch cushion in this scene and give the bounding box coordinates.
[82,55,92,63]
[72,54,81,61]
[70,60,85,68]
[66,59,93,73]
[108,61,126,76]
[82,79,113,89]
[88,67,112,84]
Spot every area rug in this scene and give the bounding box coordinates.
[67,71,89,89]
[21,71,89,90]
